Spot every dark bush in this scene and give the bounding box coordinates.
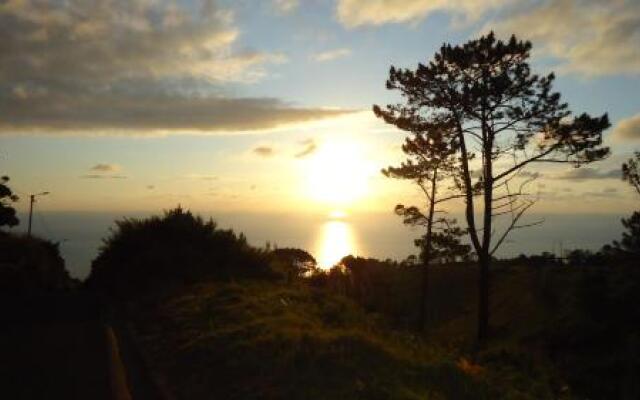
[87,207,273,297]
[0,232,74,293]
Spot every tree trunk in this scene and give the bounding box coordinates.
[477,117,494,348]
[418,256,430,332]
[418,172,438,332]
[477,251,490,345]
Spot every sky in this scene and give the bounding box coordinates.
[2,0,640,220]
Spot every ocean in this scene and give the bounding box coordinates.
[13,211,627,279]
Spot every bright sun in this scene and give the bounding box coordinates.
[305,140,373,208]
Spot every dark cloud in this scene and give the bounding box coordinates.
[0,0,350,135]
[295,139,317,158]
[253,146,275,157]
[90,163,120,172]
[83,163,125,178]
[1,93,351,134]
[553,167,620,181]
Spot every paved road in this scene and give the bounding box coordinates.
[0,292,126,400]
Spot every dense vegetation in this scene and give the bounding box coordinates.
[81,205,639,399]
[130,282,500,400]
[311,256,640,399]
[0,232,75,293]
[87,207,274,297]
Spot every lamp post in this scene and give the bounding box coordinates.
[27,191,49,237]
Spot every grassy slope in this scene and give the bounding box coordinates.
[129,281,494,400]
[427,263,640,400]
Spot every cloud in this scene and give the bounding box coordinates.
[81,174,127,179]
[1,92,351,134]
[253,146,275,157]
[488,0,640,76]
[336,0,507,28]
[186,174,218,181]
[335,0,639,77]
[0,0,274,84]
[82,163,126,178]
[518,171,541,179]
[611,113,640,141]
[584,187,621,198]
[90,163,121,173]
[273,0,298,14]
[0,0,349,135]
[310,48,351,62]
[552,167,620,181]
[295,139,317,158]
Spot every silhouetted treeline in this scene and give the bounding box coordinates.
[86,207,275,298]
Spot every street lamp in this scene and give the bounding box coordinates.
[27,191,49,237]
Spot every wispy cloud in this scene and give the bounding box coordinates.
[552,167,620,181]
[336,0,639,77]
[185,174,218,181]
[273,0,298,14]
[253,146,276,157]
[310,48,351,62]
[336,0,506,28]
[611,113,640,141]
[81,174,128,179]
[486,0,640,76]
[295,139,317,158]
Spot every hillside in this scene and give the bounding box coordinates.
[124,281,539,400]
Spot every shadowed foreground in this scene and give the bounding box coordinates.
[0,292,129,400]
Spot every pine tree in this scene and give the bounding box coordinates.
[378,120,468,330]
[622,151,640,196]
[375,32,610,345]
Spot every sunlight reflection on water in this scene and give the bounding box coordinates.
[315,220,358,269]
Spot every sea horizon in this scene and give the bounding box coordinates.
[13,210,627,279]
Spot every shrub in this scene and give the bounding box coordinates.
[0,232,74,293]
[87,207,273,297]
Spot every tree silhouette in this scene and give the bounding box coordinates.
[271,247,317,282]
[613,213,640,257]
[622,151,640,196]
[616,151,640,258]
[375,32,610,344]
[377,125,468,330]
[0,176,19,228]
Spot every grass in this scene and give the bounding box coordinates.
[129,281,494,400]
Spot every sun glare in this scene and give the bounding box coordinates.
[305,140,373,207]
[315,220,357,269]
